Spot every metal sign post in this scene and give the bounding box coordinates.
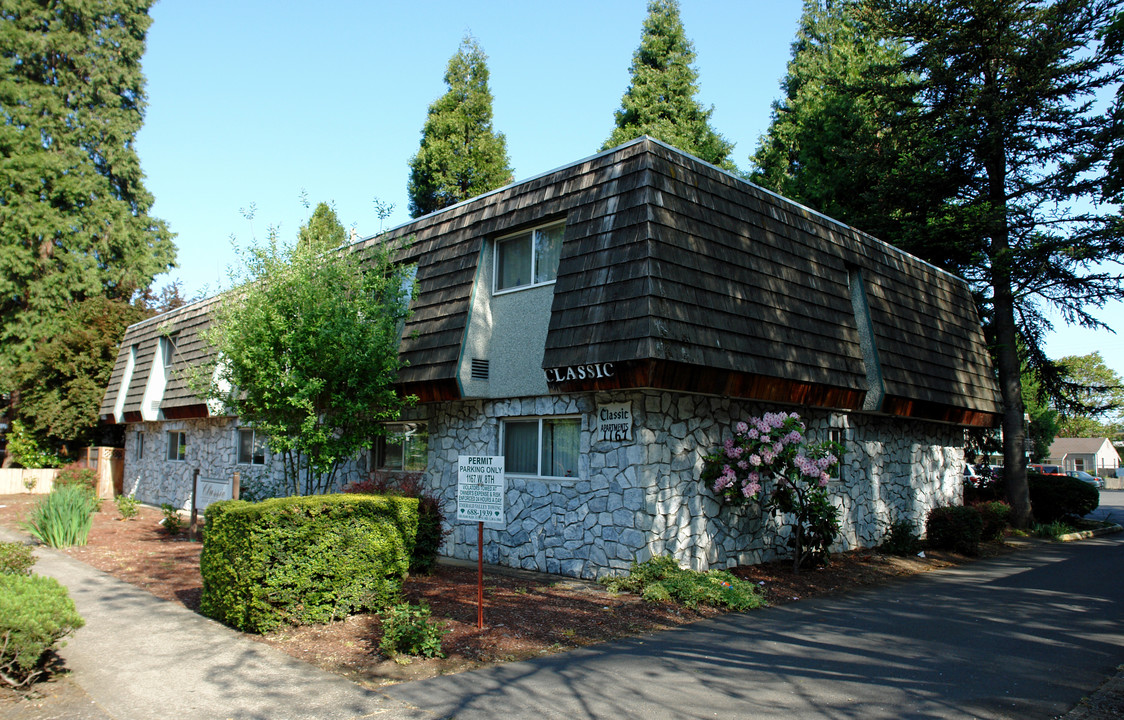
[457,455,505,629]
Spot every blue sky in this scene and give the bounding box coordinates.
[135,0,1122,376]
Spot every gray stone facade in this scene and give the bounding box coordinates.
[122,418,366,509]
[422,390,963,579]
[120,390,963,581]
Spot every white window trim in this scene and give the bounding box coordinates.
[237,428,267,466]
[492,221,565,296]
[501,415,581,480]
[374,422,428,472]
[167,431,186,462]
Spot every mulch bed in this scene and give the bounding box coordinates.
[0,492,1019,688]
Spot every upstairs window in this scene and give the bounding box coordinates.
[495,222,565,292]
[162,334,178,370]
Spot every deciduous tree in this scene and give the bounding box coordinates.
[407,36,513,218]
[603,0,735,170]
[203,210,415,496]
[1053,352,1124,437]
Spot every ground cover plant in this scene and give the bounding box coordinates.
[599,555,766,611]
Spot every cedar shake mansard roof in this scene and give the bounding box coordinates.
[101,137,1001,427]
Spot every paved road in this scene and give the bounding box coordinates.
[1087,488,1123,525]
[383,533,1124,719]
[4,516,1122,719]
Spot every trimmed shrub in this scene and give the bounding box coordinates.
[880,519,924,556]
[599,555,767,611]
[0,543,35,576]
[21,486,98,548]
[1027,472,1099,523]
[926,506,984,556]
[344,473,449,574]
[0,574,84,688]
[973,501,1011,541]
[200,494,419,633]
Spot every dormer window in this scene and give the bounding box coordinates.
[494,222,565,292]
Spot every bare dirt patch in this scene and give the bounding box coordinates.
[0,492,1024,692]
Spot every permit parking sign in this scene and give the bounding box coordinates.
[457,455,505,524]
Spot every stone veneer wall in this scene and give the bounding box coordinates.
[122,418,366,509]
[424,390,964,579]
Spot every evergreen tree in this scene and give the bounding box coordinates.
[750,1,946,253]
[603,0,735,169]
[298,202,347,250]
[859,0,1124,527]
[407,36,513,218]
[0,0,175,443]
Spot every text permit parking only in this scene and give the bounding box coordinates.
[457,455,505,524]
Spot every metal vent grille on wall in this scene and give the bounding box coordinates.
[470,358,490,380]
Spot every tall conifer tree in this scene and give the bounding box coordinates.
[0,0,175,455]
[298,202,347,250]
[603,0,734,169]
[762,0,1124,526]
[750,1,938,248]
[407,36,513,218]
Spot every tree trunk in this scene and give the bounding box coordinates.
[993,283,1032,528]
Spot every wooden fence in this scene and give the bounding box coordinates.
[0,468,58,495]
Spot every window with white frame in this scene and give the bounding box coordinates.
[135,431,144,461]
[1073,457,1085,472]
[167,431,186,462]
[162,334,178,370]
[503,417,580,478]
[494,222,565,292]
[237,428,267,465]
[374,423,428,471]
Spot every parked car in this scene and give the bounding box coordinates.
[1029,463,1066,476]
[1066,470,1105,489]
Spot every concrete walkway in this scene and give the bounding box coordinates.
[4,520,1123,719]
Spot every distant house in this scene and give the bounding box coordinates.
[100,137,1001,578]
[1047,437,1121,476]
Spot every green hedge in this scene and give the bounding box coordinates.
[0,573,84,688]
[199,494,419,634]
[926,505,984,555]
[1027,473,1099,523]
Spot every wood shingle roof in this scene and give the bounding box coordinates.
[102,137,1000,426]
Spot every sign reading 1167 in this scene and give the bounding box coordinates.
[457,455,505,524]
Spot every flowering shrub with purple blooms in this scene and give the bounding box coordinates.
[701,411,843,571]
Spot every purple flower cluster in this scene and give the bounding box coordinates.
[705,411,840,503]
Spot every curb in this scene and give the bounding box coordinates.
[1058,665,1124,720]
[1057,523,1124,542]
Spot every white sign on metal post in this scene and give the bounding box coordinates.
[457,455,505,524]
